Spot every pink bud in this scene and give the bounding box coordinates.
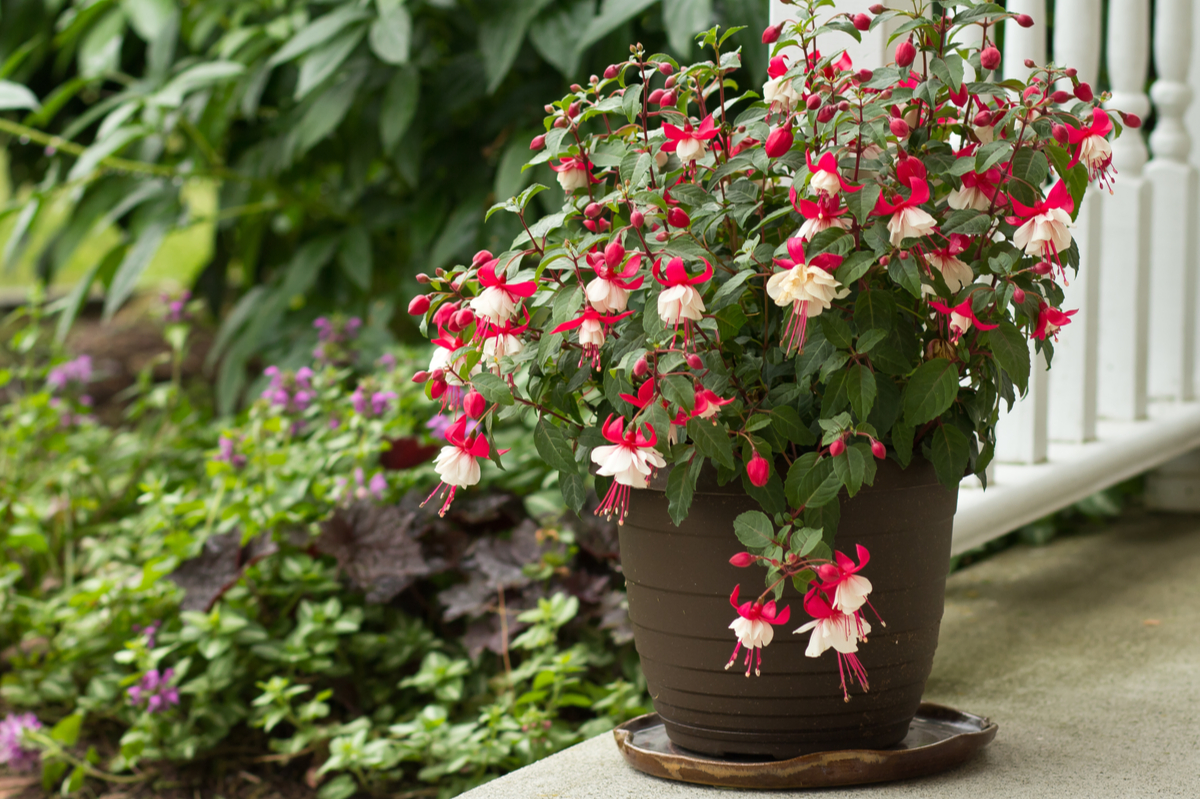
[430,369,445,382]
[973,109,993,127]
[408,295,430,315]
[869,3,885,12]
[658,62,674,76]
[1123,112,1143,129]
[633,356,649,377]
[1016,13,1034,27]
[585,202,603,219]
[416,273,430,284]
[656,230,669,242]
[604,64,619,79]
[730,552,757,567]
[530,134,546,150]
[1012,287,1026,304]
[648,88,664,104]
[472,250,494,267]
[837,100,850,112]
[857,68,874,82]
[567,102,580,118]
[667,207,690,228]
[1051,90,1073,104]
[432,301,459,327]
[630,209,644,228]
[889,117,911,138]
[659,90,677,107]
[762,23,783,44]
[553,117,567,128]
[747,454,770,487]
[1032,261,1053,275]
[1052,123,1069,145]
[544,104,555,114]
[895,40,916,68]
[1024,58,1036,69]
[686,353,704,370]
[1074,82,1093,101]
[665,75,677,89]
[412,370,430,383]
[463,390,486,419]
[805,94,822,110]
[452,308,475,329]
[852,13,871,31]
[871,439,886,459]
[830,438,846,457]
[980,46,1001,71]
[765,124,794,158]
[816,105,836,124]
[430,379,447,400]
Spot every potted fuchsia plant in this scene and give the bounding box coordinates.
[406,0,1128,758]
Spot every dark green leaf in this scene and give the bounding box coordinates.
[338,226,372,290]
[891,420,915,467]
[903,358,959,425]
[984,320,1031,394]
[846,363,877,421]
[688,418,734,469]
[535,418,578,474]
[560,472,587,513]
[103,220,168,320]
[472,372,514,406]
[928,424,970,489]
[733,510,774,549]
[380,65,419,151]
[831,446,866,497]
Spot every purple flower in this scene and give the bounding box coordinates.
[368,472,387,499]
[370,391,397,416]
[0,713,42,772]
[377,353,397,370]
[128,669,178,714]
[261,367,317,415]
[163,291,191,323]
[216,437,247,469]
[133,620,162,649]
[47,355,93,391]
[426,414,454,441]
[312,316,363,364]
[351,388,368,415]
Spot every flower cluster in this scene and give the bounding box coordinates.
[46,354,92,392]
[0,713,42,772]
[261,366,315,413]
[162,290,192,323]
[405,0,1123,694]
[334,467,389,504]
[127,668,180,713]
[313,315,362,365]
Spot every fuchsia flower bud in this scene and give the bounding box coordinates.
[408,295,430,315]
[430,379,447,400]
[980,46,1001,71]
[1123,112,1143,129]
[852,13,871,31]
[869,3,885,12]
[667,207,690,228]
[463,390,486,419]
[857,68,873,82]
[432,301,459,328]
[686,353,704,369]
[830,438,846,457]
[765,123,794,157]
[806,94,822,110]
[889,117,910,138]
[1016,13,1034,27]
[895,39,916,68]
[762,22,783,44]
[567,102,580,118]
[1032,261,1054,275]
[816,105,836,124]
[453,308,475,330]
[747,453,770,487]
[604,64,619,79]
[633,356,649,377]
[585,202,603,219]
[1074,82,1094,101]
[430,369,445,382]
[974,109,993,126]
[416,273,430,284]
[659,90,677,107]
[1024,58,1036,69]
[412,370,430,383]
[530,135,546,150]
[1051,90,1073,104]
[648,88,664,104]
[870,439,886,459]
[1012,287,1027,304]
[665,75,677,89]
[630,209,644,228]
[730,552,757,567]
[1052,123,1069,144]
[472,250,493,267]
[658,62,674,75]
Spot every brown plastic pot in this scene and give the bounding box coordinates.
[619,456,958,759]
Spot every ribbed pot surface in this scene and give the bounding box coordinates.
[619,456,958,759]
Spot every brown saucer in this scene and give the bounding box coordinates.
[612,702,997,789]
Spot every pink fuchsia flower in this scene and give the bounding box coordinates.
[790,189,851,241]
[763,59,800,110]
[872,175,937,247]
[480,311,530,365]
[428,328,479,387]
[692,388,733,421]
[550,155,597,193]
[550,308,635,368]
[585,243,644,313]
[929,298,1000,344]
[793,588,871,701]
[1032,302,1078,340]
[424,417,506,517]
[923,234,976,294]
[816,545,880,621]
[1011,179,1075,276]
[766,238,847,355]
[1065,107,1115,188]
[746,453,770,487]
[725,584,791,677]
[806,151,863,196]
[469,260,537,326]
[948,165,1005,212]
[0,713,42,771]
[591,415,667,524]
[652,257,713,348]
[661,115,719,163]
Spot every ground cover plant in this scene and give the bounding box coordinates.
[0,299,646,797]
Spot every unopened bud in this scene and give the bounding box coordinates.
[412,370,430,383]
[857,68,874,83]
[1123,112,1143,129]
[1065,67,1077,78]
[1074,82,1094,102]
[765,124,795,157]
[633,356,649,377]
[762,22,784,44]
[973,109,993,127]
[746,453,770,487]
[530,134,546,150]
[686,353,704,370]
[899,250,910,260]
[1012,287,1026,304]
[659,90,677,107]
[430,369,445,382]
[648,88,664,104]
[1024,58,1035,69]
[658,62,674,75]
[852,13,871,31]
[1016,13,1034,27]
[890,117,911,138]
[869,3,885,13]
[1032,261,1053,275]
[830,438,846,457]
[806,94,822,110]
[630,210,645,228]
[416,273,430,284]
[895,40,916,68]
[665,75,677,89]
[408,295,430,315]
[454,308,476,329]
[604,64,619,79]
[567,102,580,118]
[585,202,603,219]
[472,250,493,267]
[667,207,690,228]
[1050,90,1072,105]
[730,552,757,567]
[553,116,567,128]
[870,439,886,459]
[463,390,487,419]
[980,46,1001,72]
[430,380,447,400]
[1052,123,1069,144]
[838,100,850,112]
[817,105,837,124]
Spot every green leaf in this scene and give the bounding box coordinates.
[479,0,554,92]
[338,226,372,290]
[837,251,875,285]
[975,140,1012,173]
[846,364,877,421]
[122,0,175,42]
[472,372,514,406]
[529,1,594,78]
[845,186,880,226]
[0,79,40,110]
[931,54,964,91]
[103,220,168,321]
[733,510,774,549]
[1009,147,1049,207]
[928,424,970,489]
[688,418,734,469]
[817,315,854,351]
[296,26,365,100]
[891,420,915,467]
[370,0,413,65]
[887,255,923,297]
[832,446,866,497]
[789,527,823,557]
[380,65,419,152]
[535,418,578,474]
[769,405,814,446]
[269,7,373,66]
[666,458,696,525]
[560,472,587,513]
[661,374,695,411]
[941,208,991,236]
[662,0,714,54]
[984,320,1031,394]
[903,358,959,425]
[50,713,83,747]
[786,453,842,509]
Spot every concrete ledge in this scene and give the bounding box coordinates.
[462,514,1200,797]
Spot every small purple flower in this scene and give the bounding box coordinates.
[377,353,397,370]
[163,291,192,323]
[216,437,247,469]
[368,472,387,499]
[261,367,317,415]
[312,316,362,365]
[128,669,178,714]
[329,418,341,430]
[426,414,454,441]
[47,355,93,392]
[0,713,43,772]
[133,620,162,649]
[351,388,368,415]
[370,391,397,416]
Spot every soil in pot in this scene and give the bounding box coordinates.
[618,456,958,759]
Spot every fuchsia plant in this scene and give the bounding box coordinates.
[407,0,1127,698]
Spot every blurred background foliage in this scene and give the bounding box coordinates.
[0,0,770,413]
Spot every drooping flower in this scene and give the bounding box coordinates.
[794,588,871,701]
[0,713,42,771]
[923,234,976,294]
[1066,107,1115,188]
[766,238,847,354]
[424,416,506,517]
[816,545,882,623]
[929,298,999,343]
[551,155,597,193]
[806,150,863,196]
[480,312,530,365]
[725,585,791,677]
[872,175,937,247]
[1032,302,1078,340]
[585,244,644,313]
[428,329,480,387]
[591,415,666,524]
[948,165,1004,211]
[692,388,733,421]
[791,189,852,241]
[469,260,537,326]
[1011,179,1075,277]
[550,308,635,368]
[762,56,800,111]
[652,257,713,348]
[661,115,719,163]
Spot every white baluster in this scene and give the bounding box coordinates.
[1146,0,1198,401]
[1047,0,1103,442]
[1003,0,1046,81]
[1098,0,1152,421]
[996,347,1049,463]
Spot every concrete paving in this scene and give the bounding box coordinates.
[461,513,1200,798]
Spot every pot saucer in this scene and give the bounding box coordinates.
[612,701,996,789]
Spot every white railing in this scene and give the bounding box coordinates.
[770,0,1200,555]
